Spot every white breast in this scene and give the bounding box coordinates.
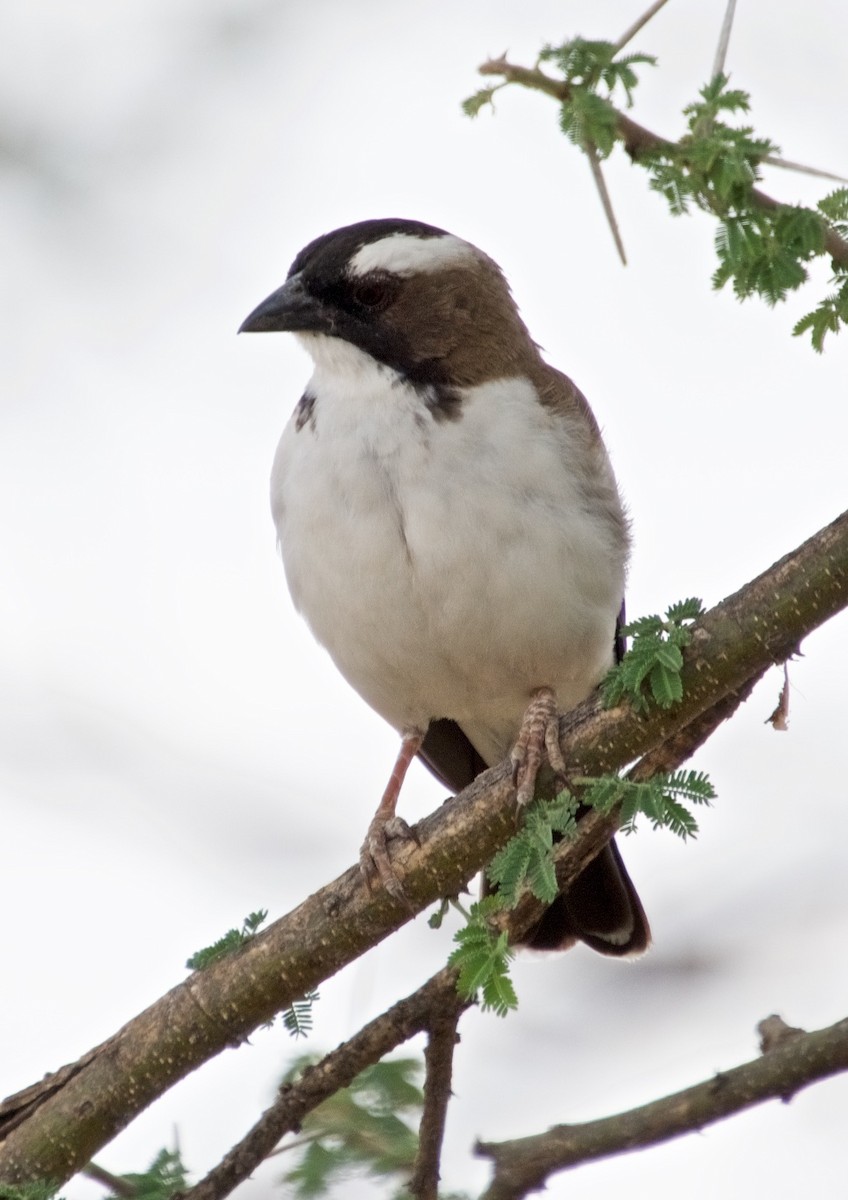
[272,336,626,765]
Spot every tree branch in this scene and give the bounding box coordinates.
[156,670,770,1200]
[179,672,750,1200]
[183,968,467,1200]
[711,0,738,82]
[612,0,672,55]
[584,139,627,264]
[477,57,848,268]
[409,997,464,1200]
[1,509,847,1187]
[476,1014,848,1199]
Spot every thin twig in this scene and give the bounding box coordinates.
[409,1000,465,1199]
[711,0,738,81]
[82,1163,138,1199]
[613,0,673,54]
[477,1015,848,1199]
[763,154,848,184]
[584,141,628,264]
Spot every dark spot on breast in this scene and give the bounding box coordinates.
[294,390,317,432]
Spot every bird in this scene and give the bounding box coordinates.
[240,217,649,955]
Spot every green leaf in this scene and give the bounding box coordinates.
[665,768,717,805]
[469,47,844,345]
[540,37,655,106]
[449,899,517,1015]
[559,90,618,157]
[603,598,703,714]
[480,941,519,1017]
[665,597,705,622]
[462,87,497,118]
[282,990,320,1039]
[652,794,699,839]
[186,909,269,970]
[527,848,558,905]
[584,770,714,839]
[486,796,578,907]
[817,187,848,227]
[487,835,533,907]
[0,1186,66,1200]
[649,660,684,708]
[115,1148,189,1200]
[793,272,848,351]
[281,1059,424,1197]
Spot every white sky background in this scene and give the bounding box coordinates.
[2,1,847,1197]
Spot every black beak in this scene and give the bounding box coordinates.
[238,273,322,334]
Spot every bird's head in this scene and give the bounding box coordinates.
[239,218,537,388]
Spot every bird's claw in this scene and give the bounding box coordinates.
[510,686,566,806]
[359,815,420,909]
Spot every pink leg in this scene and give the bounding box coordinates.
[510,687,566,807]
[360,727,424,903]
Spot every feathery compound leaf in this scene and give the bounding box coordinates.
[449,899,517,1015]
[580,775,627,814]
[480,942,519,1017]
[650,794,700,839]
[794,269,848,350]
[603,598,704,713]
[794,290,848,349]
[527,849,558,905]
[649,658,684,708]
[687,74,751,117]
[559,90,618,157]
[620,613,665,637]
[0,1186,67,1200]
[583,770,714,838]
[186,909,268,970]
[817,187,848,233]
[541,36,654,159]
[713,207,826,305]
[618,785,644,834]
[116,1148,189,1200]
[665,597,706,622]
[281,1059,422,1197]
[540,38,655,105]
[547,790,580,834]
[664,768,717,805]
[282,990,320,1039]
[486,796,578,906]
[486,836,533,908]
[462,87,498,118]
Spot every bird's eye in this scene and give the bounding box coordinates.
[352,276,392,310]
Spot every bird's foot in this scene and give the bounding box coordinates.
[510,686,566,806]
[360,815,421,907]
[359,727,425,907]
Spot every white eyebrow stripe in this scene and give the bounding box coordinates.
[348,232,477,277]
